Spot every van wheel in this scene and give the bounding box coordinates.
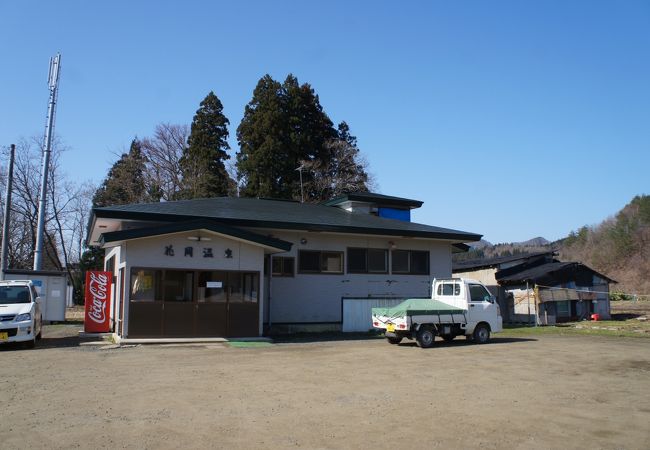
[442,334,455,343]
[416,328,435,348]
[387,336,402,345]
[473,324,490,344]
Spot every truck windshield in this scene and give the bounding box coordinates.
[0,286,31,304]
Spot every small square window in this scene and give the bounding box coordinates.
[272,257,294,277]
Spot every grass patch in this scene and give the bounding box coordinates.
[228,341,274,348]
[501,321,650,339]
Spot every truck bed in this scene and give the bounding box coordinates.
[372,298,467,325]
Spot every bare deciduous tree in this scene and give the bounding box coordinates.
[301,138,375,201]
[1,137,95,276]
[140,123,189,201]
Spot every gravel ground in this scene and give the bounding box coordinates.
[1,326,649,449]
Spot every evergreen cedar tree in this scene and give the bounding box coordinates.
[236,74,368,202]
[92,139,148,208]
[179,91,233,199]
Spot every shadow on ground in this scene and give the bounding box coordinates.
[394,336,537,348]
[271,332,536,345]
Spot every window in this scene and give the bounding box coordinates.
[391,250,430,275]
[0,286,31,304]
[298,250,344,274]
[272,257,295,277]
[437,282,461,296]
[197,272,227,303]
[130,269,162,302]
[469,284,491,302]
[347,248,388,274]
[105,255,115,275]
[162,271,194,302]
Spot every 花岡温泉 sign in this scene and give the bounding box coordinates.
[84,271,113,333]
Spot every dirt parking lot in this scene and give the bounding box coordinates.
[1,328,649,450]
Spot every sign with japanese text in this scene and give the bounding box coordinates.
[84,271,113,333]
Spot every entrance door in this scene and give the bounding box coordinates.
[196,271,228,337]
[162,271,195,337]
[228,273,260,337]
[128,268,259,338]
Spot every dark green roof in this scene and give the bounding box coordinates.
[99,219,292,251]
[92,197,481,242]
[322,192,423,209]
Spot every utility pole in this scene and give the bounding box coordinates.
[34,53,61,271]
[0,144,16,280]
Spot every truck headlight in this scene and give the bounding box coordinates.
[15,313,32,322]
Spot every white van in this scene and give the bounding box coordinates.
[0,280,43,348]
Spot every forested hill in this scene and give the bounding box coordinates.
[453,195,649,295]
[560,195,650,296]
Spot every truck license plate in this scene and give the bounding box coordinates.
[0,332,8,341]
[386,323,395,333]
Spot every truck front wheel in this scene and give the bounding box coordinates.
[473,324,490,344]
[416,328,435,348]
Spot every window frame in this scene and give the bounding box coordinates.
[271,256,295,277]
[468,283,491,303]
[391,250,430,275]
[298,250,344,274]
[346,247,388,274]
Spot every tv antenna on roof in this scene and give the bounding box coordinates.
[34,53,61,271]
[295,164,305,203]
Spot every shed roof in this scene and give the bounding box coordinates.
[90,197,480,245]
[496,261,616,285]
[453,251,555,272]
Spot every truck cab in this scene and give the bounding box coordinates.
[433,278,503,336]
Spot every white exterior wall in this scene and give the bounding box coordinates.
[452,267,498,287]
[117,231,266,336]
[257,230,452,325]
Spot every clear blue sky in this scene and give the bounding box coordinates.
[1,1,648,243]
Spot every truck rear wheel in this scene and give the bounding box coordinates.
[416,328,435,348]
[387,336,402,345]
[473,323,490,344]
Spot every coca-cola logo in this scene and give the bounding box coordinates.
[87,272,109,324]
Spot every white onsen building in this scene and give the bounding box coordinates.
[86,193,481,338]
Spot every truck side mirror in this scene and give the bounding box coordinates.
[489,295,496,304]
[36,296,43,304]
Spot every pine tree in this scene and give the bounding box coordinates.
[236,75,288,198]
[236,74,336,200]
[179,92,232,198]
[93,139,148,207]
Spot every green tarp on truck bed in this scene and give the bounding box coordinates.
[372,298,466,319]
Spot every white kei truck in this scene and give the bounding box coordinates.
[372,278,503,348]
